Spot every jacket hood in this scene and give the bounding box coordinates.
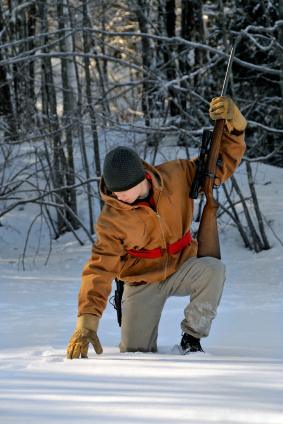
[100,160,164,211]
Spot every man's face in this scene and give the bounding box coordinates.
[113,180,146,204]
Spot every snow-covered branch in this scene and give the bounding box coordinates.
[0,178,100,218]
[248,121,283,134]
[0,27,280,76]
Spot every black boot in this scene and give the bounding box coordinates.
[180,333,204,354]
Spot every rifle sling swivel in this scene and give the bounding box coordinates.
[205,171,215,179]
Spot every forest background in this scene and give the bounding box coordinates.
[0,0,282,261]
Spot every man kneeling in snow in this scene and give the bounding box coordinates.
[67,96,246,358]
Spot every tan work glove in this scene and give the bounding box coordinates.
[66,314,103,359]
[209,96,247,133]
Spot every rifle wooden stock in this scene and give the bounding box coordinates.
[197,119,225,259]
[197,198,220,259]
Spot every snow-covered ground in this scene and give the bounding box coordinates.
[0,159,283,424]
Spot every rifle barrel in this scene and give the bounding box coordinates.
[221,44,236,96]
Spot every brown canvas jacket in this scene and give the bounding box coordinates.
[78,131,246,318]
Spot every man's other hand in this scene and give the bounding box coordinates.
[66,328,103,359]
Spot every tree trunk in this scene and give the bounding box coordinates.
[222,183,252,249]
[67,0,95,233]
[57,0,78,227]
[0,3,16,141]
[101,0,109,95]
[8,1,26,120]
[82,0,103,209]
[39,0,67,234]
[279,0,283,126]
[179,0,205,109]
[135,0,153,128]
[245,161,270,250]
[231,175,264,252]
[27,2,36,105]
[163,0,179,116]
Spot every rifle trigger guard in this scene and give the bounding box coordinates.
[213,176,221,188]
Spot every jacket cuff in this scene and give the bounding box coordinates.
[230,128,245,136]
[225,121,246,135]
[76,314,100,332]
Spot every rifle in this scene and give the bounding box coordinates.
[190,44,237,259]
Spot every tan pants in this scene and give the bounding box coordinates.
[119,256,225,352]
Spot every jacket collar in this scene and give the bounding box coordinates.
[100,160,163,211]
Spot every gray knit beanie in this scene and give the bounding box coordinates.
[103,146,145,192]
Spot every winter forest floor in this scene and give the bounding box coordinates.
[0,161,283,424]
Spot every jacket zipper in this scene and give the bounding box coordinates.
[135,187,168,281]
[153,188,168,281]
[155,210,168,282]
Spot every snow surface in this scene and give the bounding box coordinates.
[0,158,283,424]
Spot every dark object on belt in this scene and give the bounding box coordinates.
[113,279,124,327]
